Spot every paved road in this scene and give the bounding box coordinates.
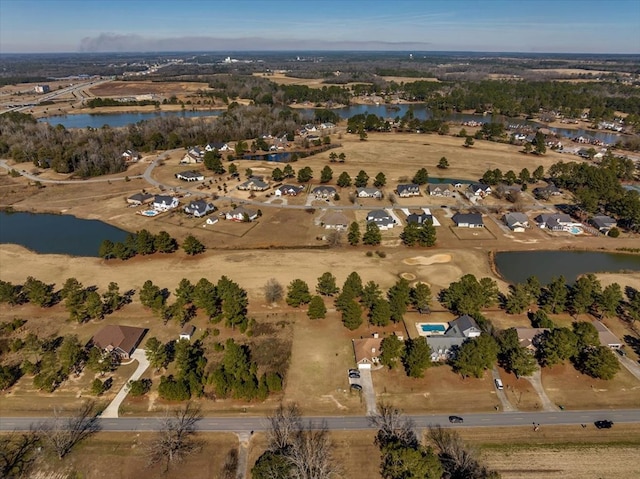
[2,410,639,433]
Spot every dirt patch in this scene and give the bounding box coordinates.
[400,272,416,281]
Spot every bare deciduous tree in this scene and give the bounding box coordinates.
[220,448,239,479]
[147,402,202,471]
[326,230,343,248]
[264,278,284,304]
[0,429,41,479]
[39,400,101,459]
[369,402,418,449]
[428,425,499,479]
[266,402,303,452]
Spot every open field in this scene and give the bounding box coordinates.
[88,80,210,97]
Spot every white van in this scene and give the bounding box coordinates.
[495,378,504,390]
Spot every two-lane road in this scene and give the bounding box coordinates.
[2,410,639,432]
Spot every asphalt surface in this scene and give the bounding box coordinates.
[2,410,639,432]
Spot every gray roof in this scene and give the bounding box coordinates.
[591,215,616,229]
[407,212,433,225]
[396,183,420,194]
[504,212,529,227]
[128,192,153,202]
[312,186,336,194]
[469,183,490,193]
[185,200,214,215]
[452,213,484,226]
[277,184,304,194]
[367,209,391,220]
[154,195,176,204]
[449,315,480,336]
[177,170,203,179]
[357,187,381,196]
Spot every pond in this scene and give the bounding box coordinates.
[242,152,292,162]
[0,211,130,257]
[39,109,222,129]
[494,250,640,285]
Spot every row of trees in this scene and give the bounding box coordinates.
[98,230,206,260]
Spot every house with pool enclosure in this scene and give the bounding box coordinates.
[416,315,482,361]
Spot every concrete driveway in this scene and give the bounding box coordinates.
[491,367,517,412]
[100,349,149,418]
[349,368,378,416]
[618,354,640,381]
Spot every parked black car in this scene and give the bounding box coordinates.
[350,383,363,391]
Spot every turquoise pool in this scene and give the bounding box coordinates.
[420,324,446,333]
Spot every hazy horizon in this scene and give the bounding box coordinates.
[1,0,639,55]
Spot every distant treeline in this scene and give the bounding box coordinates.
[86,97,160,108]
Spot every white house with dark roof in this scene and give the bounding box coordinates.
[181,147,204,164]
[468,184,492,197]
[184,199,215,217]
[127,192,154,206]
[275,184,305,196]
[406,211,434,225]
[534,213,579,231]
[238,177,270,191]
[504,212,530,232]
[591,215,617,233]
[426,315,482,361]
[153,195,179,211]
[357,187,382,199]
[452,212,484,228]
[205,142,231,152]
[312,186,337,199]
[396,183,421,197]
[366,209,395,230]
[121,149,140,162]
[427,184,452,196]
[226,206,258,222]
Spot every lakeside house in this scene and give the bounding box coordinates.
[504,212,530,232]
[427,184,452,197]
[153,195,179,211]
[396,183,421,197]
[591,215,617,233]
[468,184,492,198]
[534,213,580,231]
[127,192,153,206]
[205,142,231,152]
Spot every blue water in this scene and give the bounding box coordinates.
[39,109,222,129]
[0,211,130,257]
[242,152,292,162]
[495,250,640,285]
[420,324,447,333]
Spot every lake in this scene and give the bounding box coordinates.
[0,211,130,257]
[494,250,640,285]
[39,109,222,129]
[39,104,620,144]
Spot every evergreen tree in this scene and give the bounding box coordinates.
[412,168,429,185]
[369,299,392,326]
[286,279,312,307]
[374,172,387,187]
[320,165,333,183]
[154,231,178,253]
[316,272,339,296]
[411,282,431,314]
[182,234,205,256]
[388,278,411,322]
[347,221,360,246]
[362,222,382,245]
[380,335,404,369]
[355,170,370,188]
[361,281,383,310]
[337,171,352,187]
[272,167,284,181]
[342,299,363,330]
[402,338,432,378]
[451,335,498,378]
[307,295,327,319]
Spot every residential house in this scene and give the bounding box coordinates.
[515,327,549,352]
[90,325,147,360]
[534,213,578,231]
[179,324,196,341]
[205,217,219,225]
[176,170,205,182]
[121,149,140,162]
[468,184,492,198]
[205,142,231,152]
[275,184,304,197]
[426,315,482,361]
[322,211,349,230]
[153,195,179,211]
[184,200,215,217]
[226,206,258,222]
[427,184,452,197]
[34,84,50,94]
[533,183,562,199]
[366,209,395,230]
[504,212,530,232]
[127,192,153,206]
[396,184,421,197]
[180,147,204,164]
[592,320,622,349]
[406,212,434,225]
[356,187,382,199]
[312,186,337,199]
[238,177,270,191]
[591,215,617,233]
[452,213,484,228]
[352,336,383,369]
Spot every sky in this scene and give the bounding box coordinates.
[1,0,639,54]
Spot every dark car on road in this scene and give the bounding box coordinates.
[448,416,464,424]
[348,372,360,379]
[594,420,613,429]
[350,383,363,391]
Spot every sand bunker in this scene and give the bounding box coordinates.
[403,254,452,266]
[411,281,431,289]
[400,272,416,281]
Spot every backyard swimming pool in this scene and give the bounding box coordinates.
[568,226,583,234]
[416,323,449,336]
[141,210,159,217]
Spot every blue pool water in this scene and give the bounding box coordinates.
[420,324,446,333]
